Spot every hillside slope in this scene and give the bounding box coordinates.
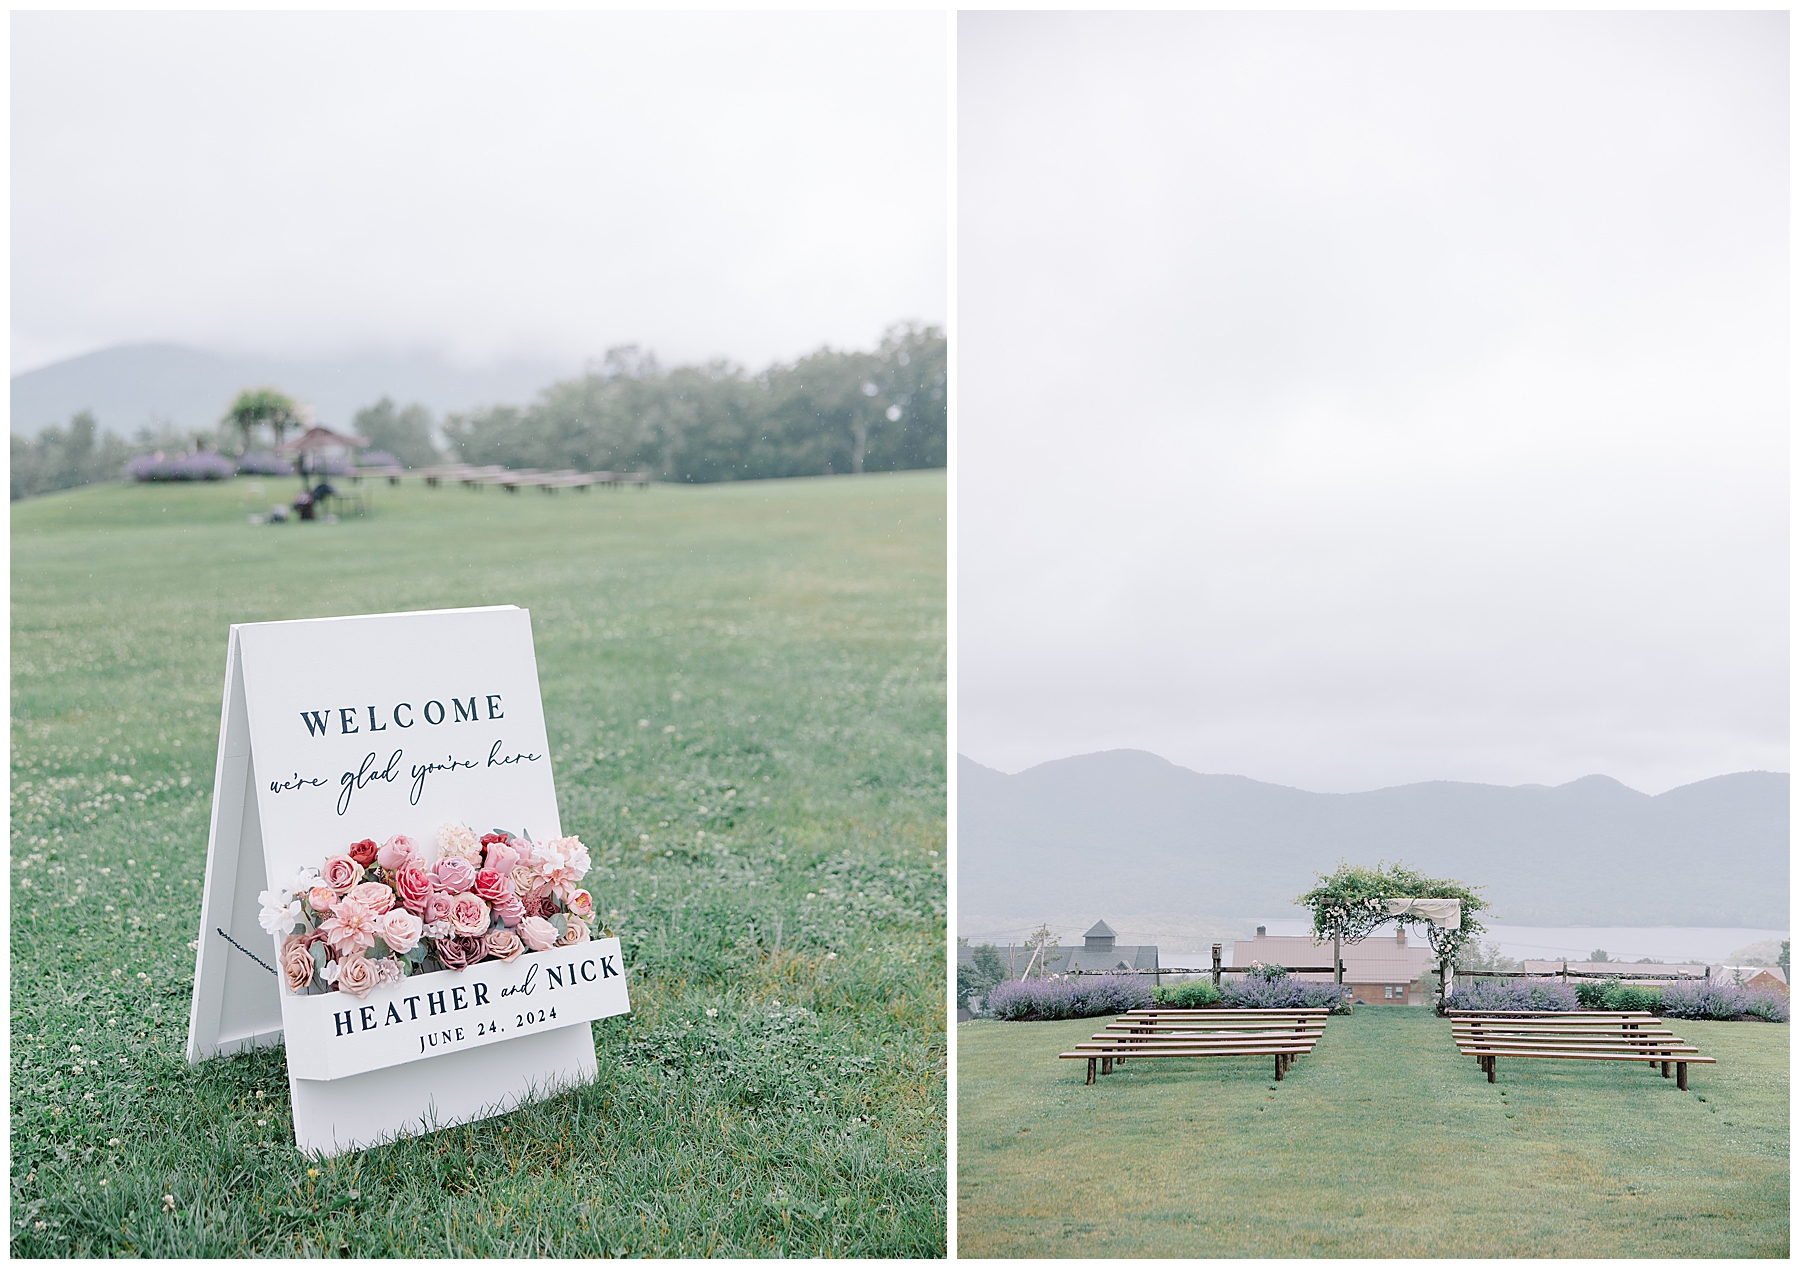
[958,750,1787,927]
[11,343,569,438]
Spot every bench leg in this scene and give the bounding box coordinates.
[1662,1061,1671,1079]
[1274,1055,1284,1081]
[1677,1062,1688,1091]
[1101,1056,1113,1076]
[1487,1056,1496,1084]
[1087,1058,1096,1085]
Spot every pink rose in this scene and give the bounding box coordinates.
[336,954,378,998]
[473,869,511,903]
[377,908,424,954]
[322,855,365,894]
[433,857,477,895]
[557,916,591,947]
[281,935,314,993]
[484,929,525,962]
[518,916,558,952]
[565,888,595,920]
[376,835,416,870]
[508,865,540,895]
[483,841,521,875]
[395,864,433,914]
[434,934,485,970]
[321,898,378,956]
[344,881,396,915]
[423,892,453,925]
[306,886,339,915]
[491,892,525,928]
[449,893,491,936]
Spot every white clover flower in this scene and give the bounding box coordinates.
[422,920,453,940]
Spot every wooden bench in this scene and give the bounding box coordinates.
[418,464,477,488]
[1062,1008,1330,1084]
[1451,1012,1715,1089]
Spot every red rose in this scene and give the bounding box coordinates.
[533,894,559,920]
[395,864,433,915]
[347,838,379,867]
[480,832,510,846]
[474,869,511,903]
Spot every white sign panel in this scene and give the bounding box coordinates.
[186,606,630,1155]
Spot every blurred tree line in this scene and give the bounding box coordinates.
[439,322,945,480]
[10,411,135,502]
[10,322,944,499]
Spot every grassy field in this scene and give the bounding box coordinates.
[11,471,945,1256]
[958,1008,1787,1257]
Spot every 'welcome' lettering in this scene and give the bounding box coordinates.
[298,694,505,737]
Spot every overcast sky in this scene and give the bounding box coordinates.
[11,11,946,373]
[958,11,1787,796]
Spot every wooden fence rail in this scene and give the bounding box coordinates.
[1449,967,1708,983]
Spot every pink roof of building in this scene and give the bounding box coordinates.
[1232,933,1433,986]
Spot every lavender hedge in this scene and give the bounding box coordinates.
[1661,980,1789,1023]
[985,974,1154,1021]
[1221,975,1353,1013]
[127,452,236,482]
[236,451,294,475]
[1445,979,1579,1012]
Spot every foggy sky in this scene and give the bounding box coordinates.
[12,11,946,373]
[958,12,1787,796]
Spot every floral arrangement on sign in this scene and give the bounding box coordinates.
[257,824,595,999]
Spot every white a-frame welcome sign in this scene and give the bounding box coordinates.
[186,606,631,1155]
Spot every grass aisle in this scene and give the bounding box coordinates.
[958,1008,1787,1257]
[12,472,946,1257]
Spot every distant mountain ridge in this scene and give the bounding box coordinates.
[10,343,574,438]
[959,750,1789,928]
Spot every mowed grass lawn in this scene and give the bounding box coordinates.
[959,1008,1787,1257]
[12,471,945,1256]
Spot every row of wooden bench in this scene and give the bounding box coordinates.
[1060,1008,1330,1083]
[1053,1008,1716,1090]
[348,464,652,492]
[1449,1009,1716,1090]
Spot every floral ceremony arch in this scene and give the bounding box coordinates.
[1294,861,1489,1008]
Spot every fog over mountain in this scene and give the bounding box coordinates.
[959,750,1788,929]
[10,343,574,439]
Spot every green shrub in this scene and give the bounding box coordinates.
[1575,979,1612,1008]
[1153,980,1223,1008]
[1603,982,1664,1012]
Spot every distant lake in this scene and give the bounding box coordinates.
[1254,919,1787,965]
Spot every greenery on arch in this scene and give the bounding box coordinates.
[1294,860,1488,964]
